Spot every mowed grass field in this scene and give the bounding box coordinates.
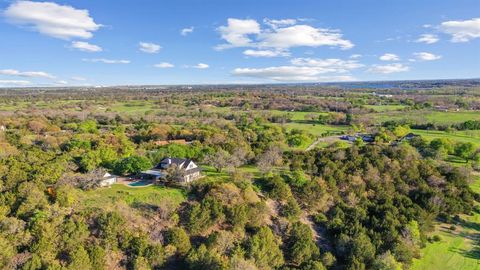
[412,176,480,270]
[80,184,186,209]
[279,122,349,136]
[372,110,480,125]
[364,104,408,112]
[413,129,480,147]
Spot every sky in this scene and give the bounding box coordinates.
[0,0,479,87]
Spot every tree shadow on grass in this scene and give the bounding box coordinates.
[291,120,320,125]
[439,215,480,260]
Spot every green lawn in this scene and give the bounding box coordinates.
[108,101,160,114]
[412,176,480,270]
[413,129,480,147]
[277,122,349,136]
[471,176,480,194]
[266,110,329,121]
[364,104,408,112]
[80,184,186,209]
[372,110,480,125]
[201,165,262,180]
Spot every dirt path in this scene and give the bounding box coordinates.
[306,136,342,151]
[300,214,319,240]
[300,213,333,252]
[265,198,280,225]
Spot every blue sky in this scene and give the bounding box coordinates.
[0,0,479,86]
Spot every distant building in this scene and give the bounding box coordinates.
[340,133,375,143]
[141,157,202,184]
[372,92,393,98]
[400,133,420,141]
[340,135,357,142]
[434,105,460,112]
[99,172,117,187]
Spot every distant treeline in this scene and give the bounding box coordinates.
[385,120,480,131]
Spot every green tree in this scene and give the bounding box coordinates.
[392,125,411,138]
[186,244,227,270]
[204,150,232,172]
[77,120,98,133]
[0,236,14,269]
[144,243,166,269]
[114,155,152,175]
[68,246,92,270]
[131,256,150,270]
[247,226,284,269]
[405,220,421,246]
[286,222,320,266]
[88,245,106,270]
[429,138,453,160]
[61,217,89,252]
[97,212,125,250]
[350,232,375,268]
[186,197,224,234]
[454,142,477,163]
[372,251,402,270]
[78,151,101,172]
[281,197,302,221]
[165,227,191,255]
[301,260,326,270]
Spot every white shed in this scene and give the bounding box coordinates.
[99,172,117,187]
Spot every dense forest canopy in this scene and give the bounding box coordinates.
[0,83,479,269]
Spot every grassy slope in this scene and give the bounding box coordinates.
[81,184,186,209]
[412,176,480,270]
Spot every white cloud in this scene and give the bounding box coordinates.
[439,18,480,42]
[4,1,100,40]
[350,54,362,59]
[216,18,261,49]
[232,57,361,82]
[233,67,355,82]
[217,18,353,52]
[258,24,354,50]
[243,49,289,57]
[263,18,297,28]
[71,41,102,52]
[368,63,409,74]
[0,69,55,79]
[0,80,31,86]
[415,34,439,44]
[413,52,442,61]
[139,42,161,53]
[290,58,364,72]
[217,18,354,54]
[56,80,68,85]
[82,58,130,64]
[154,62,174,68]
[181,27,194,36]
[193,63,209,69]
[379,53,400,61]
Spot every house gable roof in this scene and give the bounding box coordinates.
[156,157,201,174]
